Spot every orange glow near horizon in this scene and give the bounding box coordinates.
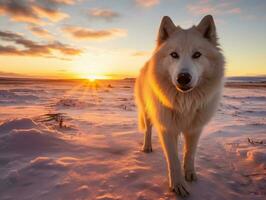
[85,74,110,81]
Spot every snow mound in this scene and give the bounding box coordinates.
[0,118,72,153]
[0,118,39,132]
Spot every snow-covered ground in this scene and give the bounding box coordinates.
[0,78,265,200]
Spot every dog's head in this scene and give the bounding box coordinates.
[153,15,224,93]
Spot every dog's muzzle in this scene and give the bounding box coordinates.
[176,72,193,92]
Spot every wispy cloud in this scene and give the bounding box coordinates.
[0,70,32,77]
[131,51,150,57]
[0,0,70,24]
[32,5,69,22]
[28,26,53,39]
[88,8,120,21]
[0,30,82,58]
[62,26,127,41]
[40,0,76,5]
[187,1,241,16]
[136,0,160,8]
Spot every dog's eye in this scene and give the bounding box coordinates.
[170,52,179,59]
[192,51,202,59]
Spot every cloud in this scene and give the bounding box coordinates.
[32,4,69,22]
[62,26,127,41]
[131,51,150,57]
[41,0,76,5]
[88,8,120,21]
[0,0,70,24]
[0,30,82,58]
[0,71,32,77]
[136,0,159,8]
[28,26,53,39]
[187,1,241,16]
[0,0,42,24]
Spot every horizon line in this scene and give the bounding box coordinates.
[0,75,266,81]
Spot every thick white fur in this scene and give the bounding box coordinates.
[134,15,225,197]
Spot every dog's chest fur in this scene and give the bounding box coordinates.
[149,88,209,132]
[170,94,203,131]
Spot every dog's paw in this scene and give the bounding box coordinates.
[170,182,190,198]
[142,146,152,153]
[185,170,197,182]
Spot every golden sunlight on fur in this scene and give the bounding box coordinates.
[134,15,225,197]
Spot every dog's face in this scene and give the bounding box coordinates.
[154,15,223,93]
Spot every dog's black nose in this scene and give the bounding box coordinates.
[177,73,192,86]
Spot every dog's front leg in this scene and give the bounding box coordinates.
[142,117,152,153]
[183,128,202,182]
[158,131,189,197]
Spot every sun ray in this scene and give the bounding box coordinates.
[62,81,87,98]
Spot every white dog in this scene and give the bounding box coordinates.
[134,15,225,197]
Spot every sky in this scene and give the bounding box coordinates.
[0,0,265,79]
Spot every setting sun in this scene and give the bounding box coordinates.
[85,74,110,82]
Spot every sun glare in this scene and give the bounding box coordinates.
[86,74,109,82]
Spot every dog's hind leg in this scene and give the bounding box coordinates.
[141,113,153,153]
[183,128,202,182]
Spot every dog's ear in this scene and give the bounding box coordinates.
[157,16,176,45]
[196,15,217,45]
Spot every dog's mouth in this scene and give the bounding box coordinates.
[176,85,194,93]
